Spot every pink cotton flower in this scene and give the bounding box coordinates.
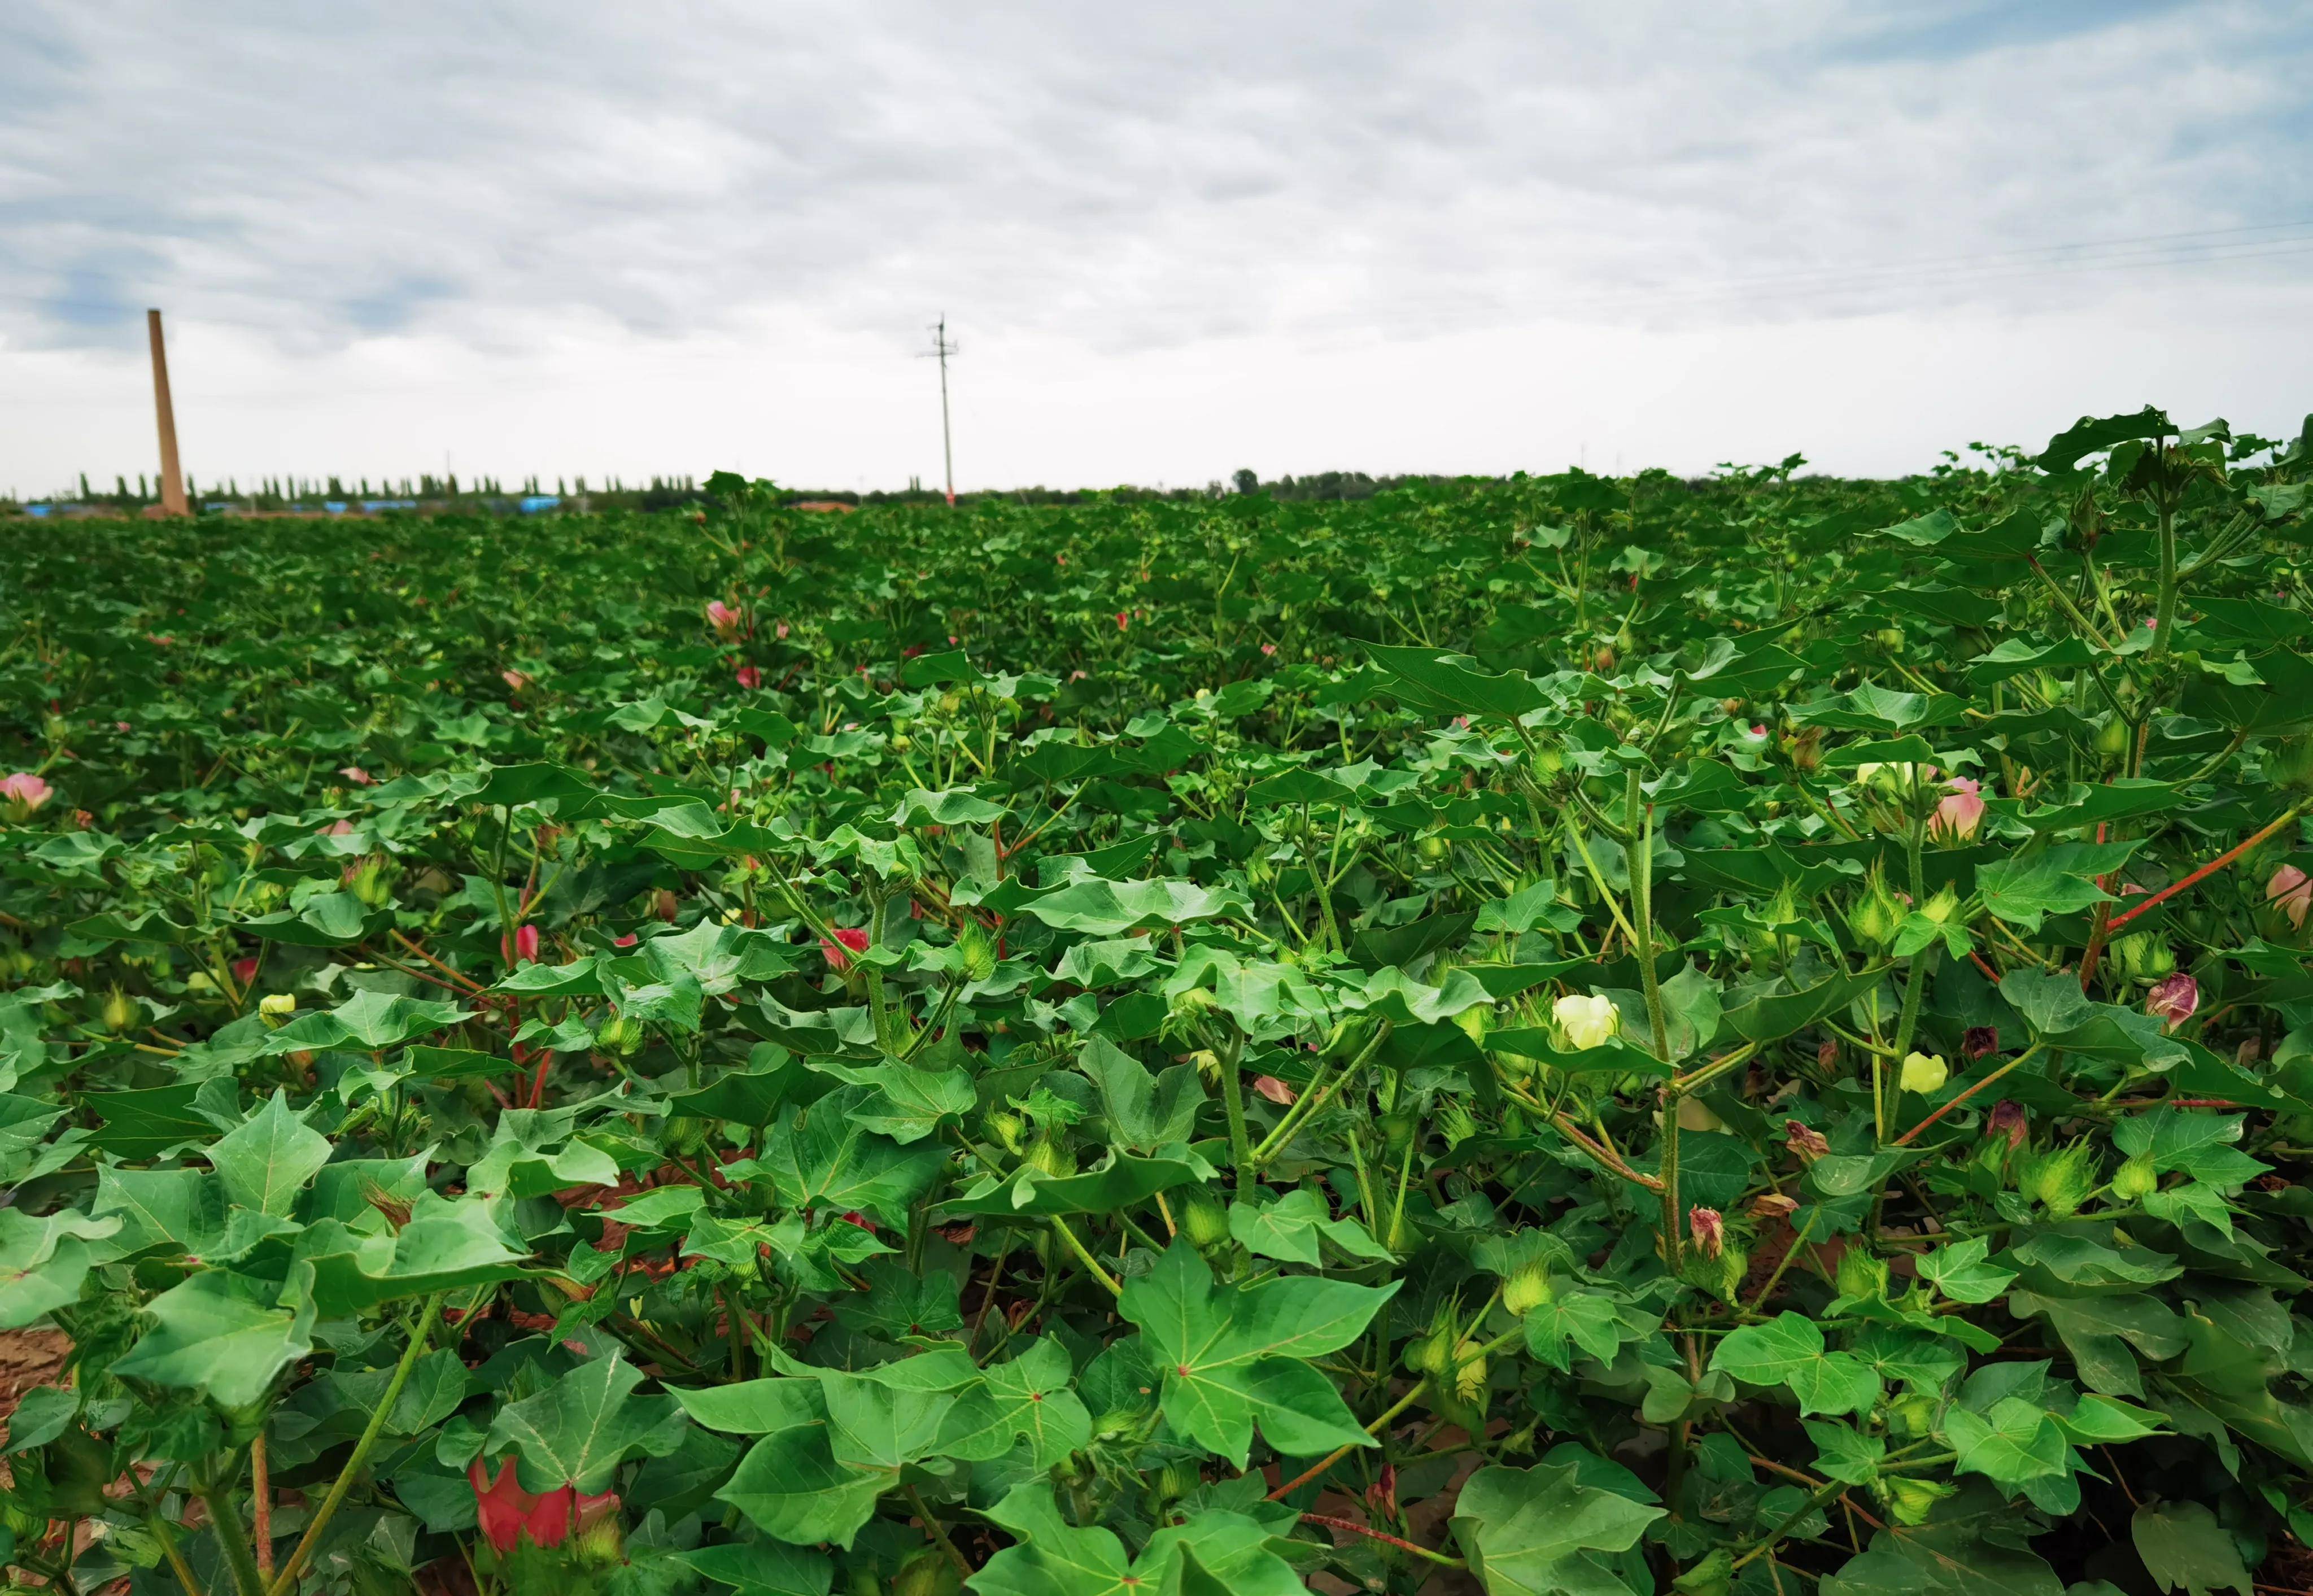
[1116,611,1129,631]
[820,927,871,973]
[776,621,791,640]
[338,765,374,786]
[2146,973,2198,1028]
[2267,864,2311,930]
[706,600,744,640]
[1251,1075,1297,1105]
[232,957,259,986]
[613,932,638,948]
[1928,777,1984,843]
[0,773,54,821]
[734,664,762,690]
[502,669,531,693]
[322,819,356,837]
[1260,643,1277,656]
[501,925,540,966]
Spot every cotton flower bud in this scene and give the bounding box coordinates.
[1438,1100,1478,1148]
[101,985,136,1034]
[1750,1192,1799,1222]
[2111,934,2173,982]
[2022,1139,2100,1218]
[1847,867,1905,952]
[1928,777,1984,843]
[2111,1155,2159,1202]
[1918,885,1961,926]
[1835,1245,1890,1303]
[1404,1328,1451,1377]
[1672,1549,1734,1596]
[1186,1049,1223,1087]
[1553,992,1621,1051]
[1502,1262,1556,1315]
[259,992,298,1027]
[955,920,997,983]
[1023,1136,1075,1180]
[985,1110,1025,1154]
[1177,1187,1230,1250]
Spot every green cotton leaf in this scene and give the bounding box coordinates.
[1474,880,1582,936]
[1803,1419,1886,1485]
[932,1337,1090,1469]
[2008,1294,2177,1399]
[1116,1239,1396,1469]
[1915,1237,2017,1305]
[1821,1483,2066,1596]
[1998,970,2188,1070]
[465,1108,622,1200]
[2111,1107,2263,1184]
[760,1088,948,1227]
[1009,875,1252,936]
[1447,1461,1665,1596]
[111,1269,315,1407]
[206,1089,333,1216]
[2132,1499,2253,1596]
[1721,967,1884,1046]
[81,1083,220,1161]
[260,988,473,1056]
[889,786,1011,827]
[1790,681,1968,732]
[1944,1395,2070,1489]
[939,1153,1206,1219]
[2034,405,2172,472]
[1227,1187,1391,1266]
[829,1257,963,1341]
[1364,644,1551,721]
[486,1350,686,1494]
[799,1058,975,1145]
[1521,1292,1629,1373]
[290,1195,532,1319]
[673,1540,833,1596]
[1708,1312,1881,1417]
[715,1371,955,1550]
[636,919,798,995]
[1976,841,2135,931]
[1077,1036,1204,1153]
[237,891,392,946]
[971,1484,1303,1596]
[0,1210,121,1328]
[2057,1394,2166,1445]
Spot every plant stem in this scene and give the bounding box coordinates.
[268,1292,446,1596]
[1895,1043,2045,1146]
[1048,1215,1121,1296]
[2104,804,2304,933]
[132,1469,208,1596]
[2150,493,2178,660]
[200,1479,268,1596]
[251,1433,274,1578]
[1215,1029,1254,1197]
[906,1483,972,1577]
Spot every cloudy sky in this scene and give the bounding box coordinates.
[3,1,2310,498]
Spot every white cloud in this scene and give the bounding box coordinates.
[2,0,2307,492]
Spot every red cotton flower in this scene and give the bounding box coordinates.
[468,1459,617,1554]
[501,924,540,966]
[821,927,871,973]
[734,664,762,689]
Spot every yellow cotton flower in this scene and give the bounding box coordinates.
[1553,993,1621,1051]
[1899,1050,1948,1094]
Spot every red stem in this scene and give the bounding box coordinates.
[2102,806,2302,935]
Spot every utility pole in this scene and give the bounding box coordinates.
[146,309,187,517]
[922,315,959,505]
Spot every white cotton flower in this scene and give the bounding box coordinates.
[1553,992,1622,1051]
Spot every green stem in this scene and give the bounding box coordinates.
[1629,771,1681,1270]
[1215,1030,1254,1197]
[2150,494,2178,660]
[1048,1215,1121,1296]
[199,1480,267,1596]
[268,1292,446,1596]
[1251,1021,1391,1166]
